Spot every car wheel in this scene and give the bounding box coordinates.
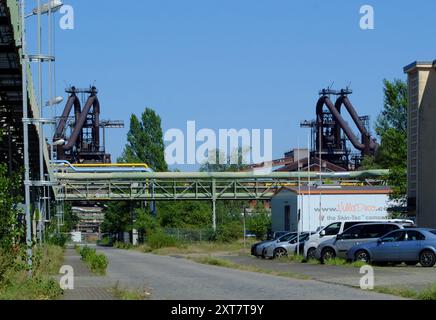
[307,247,317,260]
[405,261,418,266]
[321,248,336,263]
[419,250,436,268]
[261,248,267,259]
[354,250,370,264]
[273,248,287,259]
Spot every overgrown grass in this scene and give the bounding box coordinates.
[0,245,64,300]
[322,257,368,268]
[79,247,108,275]
[374,285,436,300]
[139,238,256,256]
[113,282,151,300]
[114,241,133,250]
[191,255,310,280]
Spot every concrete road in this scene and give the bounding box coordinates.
[223,255,436,291]
[99,247,402,300]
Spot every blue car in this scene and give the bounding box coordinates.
[347,228,436,267]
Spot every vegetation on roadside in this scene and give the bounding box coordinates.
[374,285,436,300]
[0,245,64,300]
[79,247,108,275]
[190,255,310,280]
[113,282,151,300]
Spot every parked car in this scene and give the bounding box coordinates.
[266,231,289,241]
[315,222,414,263]
[251,232,297,258]
[347,228,436,267]
[263,232,311,259]
[303,219,414,260]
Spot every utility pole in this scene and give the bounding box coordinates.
[21,0,33,275]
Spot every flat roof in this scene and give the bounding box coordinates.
[274,186,391,196]
[404,60,436,73]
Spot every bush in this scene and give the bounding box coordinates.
[215,222,242,243]
[47,233,70,248]
[79,246,108,275]
[247,211,271,240]
[97,236,114,247]
[114,241,133,250]
[147,231,177,249]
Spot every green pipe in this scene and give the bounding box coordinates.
[54,170,389,181]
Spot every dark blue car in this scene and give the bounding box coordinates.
[347,228,436,267]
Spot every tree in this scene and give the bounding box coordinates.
[364,79,408,206]
[119,108,168,172]
[103,108,169,238]
[0,164,23,249]
[246,205,271,240]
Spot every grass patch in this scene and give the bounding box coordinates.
[114,242,133,250]
[0,245,64,300]
[79,247,108,275]
[113,282,151,300]
[143,239,256,256]
[374,284,436,300]
[324,258,348,266]
[190,255,310,280]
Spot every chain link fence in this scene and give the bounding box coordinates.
[164,228,215,242]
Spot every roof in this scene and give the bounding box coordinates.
[273,185,392,196]
[404,60,436,73]
[275,157,347,173]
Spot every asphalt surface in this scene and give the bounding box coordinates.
[222,255,436,291]
[99,247,403,300]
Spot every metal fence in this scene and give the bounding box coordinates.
[164,228,215,242]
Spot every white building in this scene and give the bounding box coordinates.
[271,186,392,232]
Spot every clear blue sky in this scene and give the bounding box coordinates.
[33,0,436,169]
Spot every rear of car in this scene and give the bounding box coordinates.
[264,233,311,259]
[316,222,410,262]
[251,232,296,257]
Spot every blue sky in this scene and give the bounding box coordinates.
[30,0,436,169]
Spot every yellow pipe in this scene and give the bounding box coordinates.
[71,163,149,169]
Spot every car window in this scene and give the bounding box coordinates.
[383,224,400,234]
[324,223,341,236]
[279,233,296,242]
[430,230,436,236]
[360,224,390,239]
[341,225,365,240]
[382,230,406,242]
[343,221,369,230]
[406,230,425,241]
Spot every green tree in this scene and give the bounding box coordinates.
[363,79,408,206]
[246,205,271,240]
[119,108,168,172]
[103,108,168,238]
[0,164,23,249]
[158,201,211,229]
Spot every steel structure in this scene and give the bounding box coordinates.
[302,88,379,170]
[53,170,389,202]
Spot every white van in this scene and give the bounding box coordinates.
[303,219,414,260]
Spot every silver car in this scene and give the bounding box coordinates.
[264,233,311,259]
[315,222,414,262]
[254,232,297,258]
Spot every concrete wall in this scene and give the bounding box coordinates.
[271,189,298,232]
[405,62,436,228]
